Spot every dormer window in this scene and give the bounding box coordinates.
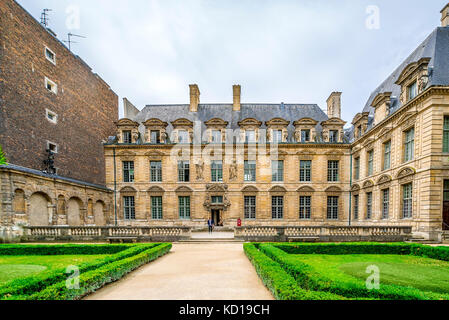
[178,130,189,143]
[246,130,256,143]
[272,130,283,143]
[150,130,161,144]
[211,130,222,143]
[123,130,132,144]
[301,130,310,142]
[329,130,339,143]
[408,82,418,101]
[357,125,362,138]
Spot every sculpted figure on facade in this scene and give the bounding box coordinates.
[195,159,204,181]
[229,160,237,181]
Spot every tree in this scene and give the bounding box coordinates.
[0,145,7,165]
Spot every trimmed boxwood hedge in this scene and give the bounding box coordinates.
[0,243,161,299]
[259,243,449,300]
[0,244,135,256]
[243,243,345,300]
[22,243,172,300]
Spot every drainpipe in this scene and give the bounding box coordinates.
[349,152,353,226]
[113,147,118,226]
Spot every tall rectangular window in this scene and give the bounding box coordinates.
[367,150,374,176]
[328,160,339,182]
[408,82,417,101]
[124,196,135,220]
[301,130,310,142]
[244,160,256,182]
[444,116,449,153]
[123,161,134,183]
[272,130,283,143]
[327,196,339,220]
[179,196,190,219]
[151,196,163,220]
[245,130,255,143]
[211,161,223,182]
[211,130,222,143]
[300,160,312,182]
[45,47,56,64]
[404,128,415,162]
[329,130,339,143]
[150,161,162,182]
[150,130,161,144]
[383,141,391,170]
[444,180,449,201]
[403,183,413,218]
[178,161,190,182]
[178,130,189,143]
[354,157,360,180]
[299,196,311,219]
[382,189,390,219]
[244,196,256,219]
[272,196,284,219]
[272,160,284,182]
[123,130,132,144]
[366,192,372,219]
[353,194,359,220]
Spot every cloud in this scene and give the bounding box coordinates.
[17,0,446,121]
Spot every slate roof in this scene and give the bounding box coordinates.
[0,164,111,191]
[361,26,449,132]
[131,103,329,142]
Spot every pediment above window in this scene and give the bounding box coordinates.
[143,118,168,128]
[297,186,315,193]
[237,118,262,128]
[116,118,139,128]
[363,180,374,189]
[321,118,347,127]
[241,186,259,193]
[351,184,360,192]
[376,126,393,140]
[325,186,342,193]
[293,118,318,127]
[148,186,165,194]
[397,167,415,179]
[371,92,392,109]
[395,58,431,86]
[362,138,375,149]
[120,186,137,193]
[171,118,194,128]
[175,186,194,194]
[118,151,137,157]
[377,175,392,185]
[352,112,370,126]
[205,118,229,128]
[269,186,287,193]
[265,118,290,127]
[395,111,417,128]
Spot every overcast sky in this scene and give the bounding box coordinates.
[18,0,447,123]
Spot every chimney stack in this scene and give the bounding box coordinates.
[189,84,200,112]
[441,4,449,27]
[233,85,241,111]
[326,92,342,119]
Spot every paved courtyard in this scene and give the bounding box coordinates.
[86,243,274,300]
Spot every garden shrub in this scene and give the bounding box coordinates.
[24,243,172,300]
[259,243,449,300]
[0,244,134,256]
[243,243,345,300]
[0,243,160,299]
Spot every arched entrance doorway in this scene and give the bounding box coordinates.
[29,192,50,226]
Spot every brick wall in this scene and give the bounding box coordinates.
[0,0,118,185]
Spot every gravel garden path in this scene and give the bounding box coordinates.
[86,243,273,300]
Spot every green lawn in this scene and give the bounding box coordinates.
[0,255,110,284]
[290,254,449,294]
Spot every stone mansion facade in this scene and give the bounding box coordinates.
[3,2,449,242]
[104,7,449,241]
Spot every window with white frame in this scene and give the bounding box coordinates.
[272,196,284,219]
[407,81,418,101]
[45,47,56,64]
[244,160,256,182]
[272,160,284,182]
[244,196,256,219]
[151,196,163,220]
[327,196,339,220]
[301,130,310,142]
[328,160,339,182]
[272,130,283,143]
[383,141,391,170]
[300,160,312,182]
[45,77,57,94]
[178,161,190,182]
[124,196,135,220]
[179,196,191,219]
[353,194,359,220]
[404,128,415,162]
[45,109,58,124]
[123,161,134,183]
[178,130,189,143]
[402,183,413,218]
[211,161,223,182]
[46,141,58,153]
[211,130,222,143]
[382,189,390,219]
[245,130,256,143]
[366,192,373,219]
[367,150,374,176]
[150,161,162,182]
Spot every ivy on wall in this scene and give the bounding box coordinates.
[0,145,7,165]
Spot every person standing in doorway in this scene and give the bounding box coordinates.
[207,217,214,234]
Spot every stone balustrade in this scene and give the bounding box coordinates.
[23,226,191,242]
[235,226,412,242]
